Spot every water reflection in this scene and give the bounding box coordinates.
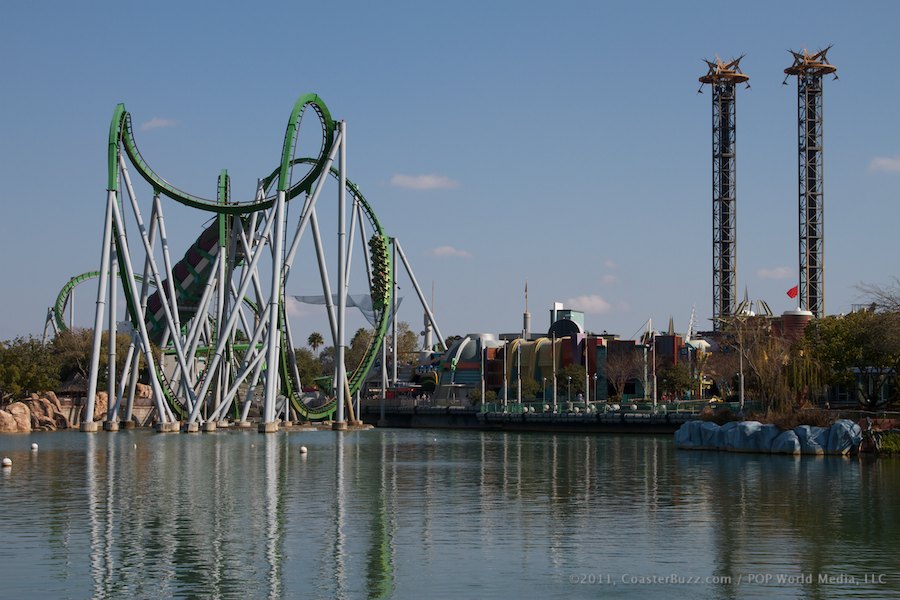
[0,430,898,599]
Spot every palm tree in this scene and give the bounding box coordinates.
[307,332,324,355]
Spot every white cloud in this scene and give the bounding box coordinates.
[431,245,473,259]
[603,259,617,269]
[285,296,317,317]
[868,155,900,173]
[757,266,792,280]
[600,274,619,285]
[140,117,177,132]
[565,294,612,315]
[390,174,460,190]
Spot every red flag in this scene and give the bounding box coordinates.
[786,285,799,299]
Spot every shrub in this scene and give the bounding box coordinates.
[878,431,900,454]
[698,406,741,426]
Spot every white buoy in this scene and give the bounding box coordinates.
[2,458,11,467]
[31,443,38,451]
[299,446,308,454]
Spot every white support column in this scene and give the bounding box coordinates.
[108,197,169,424]
[262,189,286,429]
[119,158,197,410]
[335,120,347,429]
[153,195,181,339]
[379,338,387,425]
[106,220,117,424]
[125,199,161,425]
[391,238,398,386]
[83,192,115,431]
[110,337,137,421]
[309,211,338,345]
[282,135,341,272]
[187,205,279,424]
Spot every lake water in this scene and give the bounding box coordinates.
[0,428,897,600]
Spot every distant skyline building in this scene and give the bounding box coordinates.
[784,47,837,319]
[699,56,749,330]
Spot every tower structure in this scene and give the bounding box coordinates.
[784,48,837,319]
[699,56,749,330]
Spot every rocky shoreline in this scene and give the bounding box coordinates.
[0,392,73,432]
[675,418,864,455]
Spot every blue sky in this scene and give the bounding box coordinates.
[1,1,899,344]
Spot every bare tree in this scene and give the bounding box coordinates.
[705,349,740,400]
[605,349,643,401]
[857,278,900,312]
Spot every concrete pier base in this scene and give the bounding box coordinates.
[235,421,253,429]
[216,420,230,429]
[332,421,348,431]
[155,422,181,433]
[120,421,136,430]
[202,422,217,433]
[103,421,119,432]
[258,422,280,433]
[185,422,200,433]
[80,422,100,433]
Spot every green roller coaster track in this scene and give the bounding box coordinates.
[62,94,392,421]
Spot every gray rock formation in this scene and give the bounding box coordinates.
[826,420,862,455]
[23,393,71,431]
[0,402,32,433]
[771,430,801,455]
[676,419,863,456]
[795,425,827,455]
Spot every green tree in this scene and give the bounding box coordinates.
[52,328,139,386]
[395,322,418,365]
[658,363,692,398]
[307,331,324,355]
[518,376,542,399]
[805,311,900,409]
[0,336,59,402]
[468,389,497,403]
[445,335,463,347]
[347,328,374,370]
[293,347,323,387]
[557,363,586,398]
[318,346,335,374]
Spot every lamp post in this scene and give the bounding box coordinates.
[643,343,649,402]
[651,331,658,412]
[593,373,598,404]
[551,333,558,413]
[584,338,590,410]
[516,342,522,406]
[502,341,508,413]
[567,376,572,407]
[543,377,548,408]
[480,345,486,411]
[738,342,745,415]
